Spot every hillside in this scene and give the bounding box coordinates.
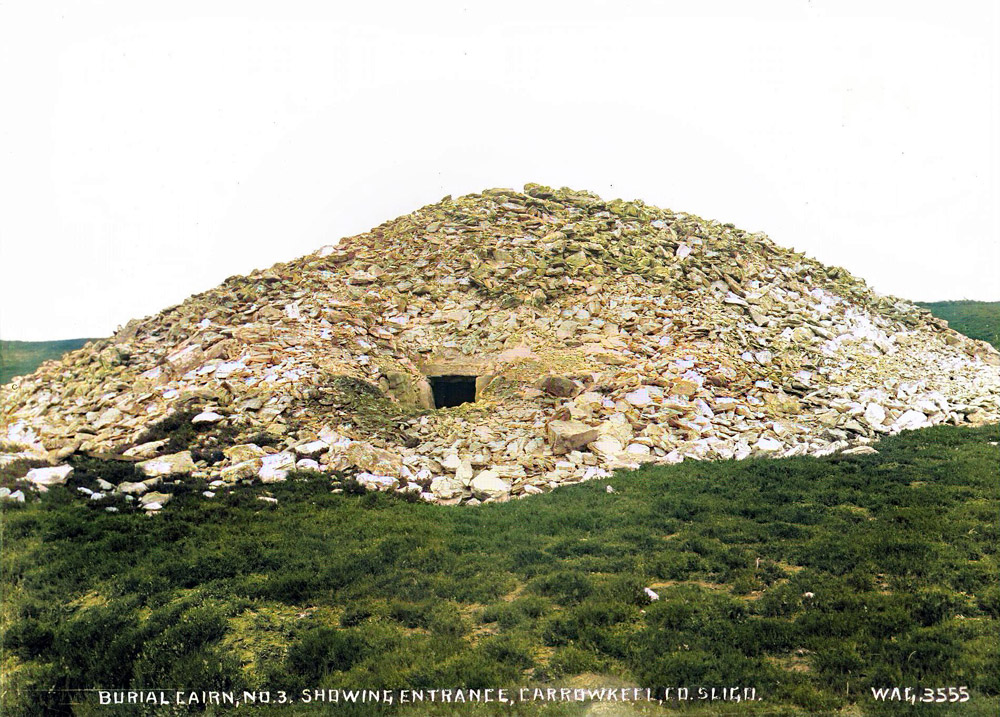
[2,424,997,715]
[0,339,95,386]
[917,301,1000,351]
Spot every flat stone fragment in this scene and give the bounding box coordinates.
[842,445,879,455]
[430,475,465,499]
[547,420,600,455]
[117,480,153,496]
[294,440,329,457]
[345,442,403,477]
[123,440,168,459]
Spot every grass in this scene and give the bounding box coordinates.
[917,301,1000,350]
[2,424,998,715]
[0,339,96,386]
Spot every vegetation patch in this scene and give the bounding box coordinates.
[1,425,998,715]
[0,339,96,386]
[918,301,1000,349]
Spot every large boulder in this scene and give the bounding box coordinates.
[139,491,172,506]
[117,479,159,496]
[893,409,929,432]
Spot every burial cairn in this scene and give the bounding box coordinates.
[3,184,998,509]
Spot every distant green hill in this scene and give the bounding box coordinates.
[0,339,97,385]
[917,300,1000,350]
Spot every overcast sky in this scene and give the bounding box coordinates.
[1,0,997,340]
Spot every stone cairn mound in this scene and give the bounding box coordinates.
[3,184,998,508]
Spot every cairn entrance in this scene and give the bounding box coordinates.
[429,375,478,408]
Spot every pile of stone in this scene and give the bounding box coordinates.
[2,184,998,507]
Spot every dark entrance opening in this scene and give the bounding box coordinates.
[430,375,477,408]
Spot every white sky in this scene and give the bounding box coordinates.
[1,0,997,340]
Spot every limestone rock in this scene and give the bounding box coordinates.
[136,451,196,477]
[220,459,261,481]
[294,440,329,458]
[547,420,600,455]
[842,445,879,455]
[25,465,73,490]
[345,441,403,477]
[123,440,168,459]
[224,444,266,462]
[117,480,155,495]
[430,475,465,500]
[470,470,511,500]
[259,452,296,483]
[536,375,579,398]
[139,491,172,506]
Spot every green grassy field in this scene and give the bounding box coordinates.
[2,425,997,716]
[0,340,96,386]
[916,301,1000,350]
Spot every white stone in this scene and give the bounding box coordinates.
[893,409,930,432]
[864,403,886,427]
[356,473,397,490]
[259,451,295,483]
[755,437,783,452]
[294,440,329,458]
[842,445,878,455]
[624,388,653,407]
[589,436,624,457]
[25,465,74,490]
[470,470,511,500]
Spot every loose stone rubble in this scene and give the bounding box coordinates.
[2,184,998,508]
